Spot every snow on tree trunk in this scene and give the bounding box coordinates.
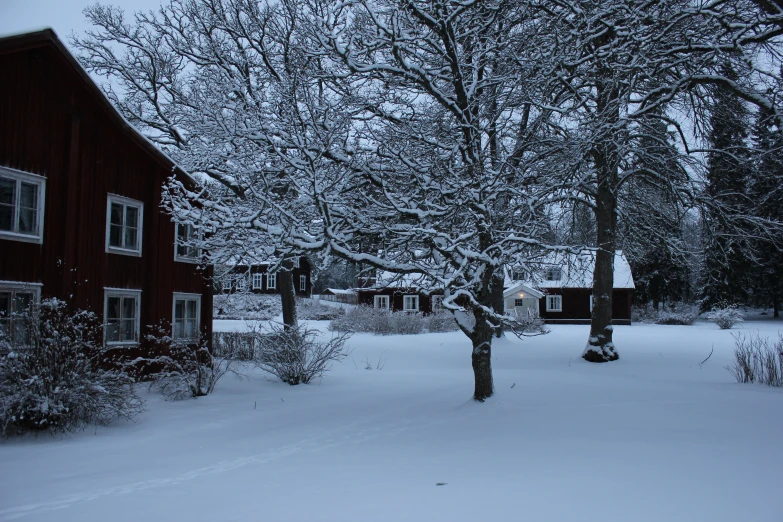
[278,264,298,330]
[470,307,495,401]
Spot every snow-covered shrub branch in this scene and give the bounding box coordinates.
[254,323,351,385]
[727,333,783,387]
[705,304,745,330]
[0,299,144,436]
[328,306,458,335]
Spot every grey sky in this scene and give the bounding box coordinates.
[1,0,163,44]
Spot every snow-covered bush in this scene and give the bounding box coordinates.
[329,306,457,335]
[727,333,783,387]
[632,303,698,325]
[504,309,550,337]
[426,311,460,333]
[255,323,351,385]
[296,298,344,321]
[705,304,744,329]
[212,331,258,360]
[140,326,239,400]
[213,293,282,320]
[0,299,144,436]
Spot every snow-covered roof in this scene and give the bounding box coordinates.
[533,250,634,289]
[503,282,544,300]
[324,288,356,295]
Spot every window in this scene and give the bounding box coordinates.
[432,295,444,310]
[252,273,263,290]
[104,289,141,344]
[546,295,562,312]
[514,298,525,307]
[267,272,277,290]
[545,267,562,281]
[175,223,200,262]
[0,283,41,345]
[512,271,526,281]
[173,293,201,340]
[0,167,46,243]
[236,277,246,292]
[300,274,307,291]
[374,295,389,309]
[403,295,419,312]
[106,195,143,256]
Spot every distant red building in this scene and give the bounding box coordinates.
[0,29,213,352]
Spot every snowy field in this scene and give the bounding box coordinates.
[1,320,782,522]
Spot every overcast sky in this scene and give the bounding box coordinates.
[1,0,163,45]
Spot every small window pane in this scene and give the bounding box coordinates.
[175,300,185,321]
[109,224,122,247]
[110,203,124,226]
[0,178,15,205]
[107,297,121,320]
[0,205,12,231]
[18,208,36,234]
[125,206,138,228]
[186,300,197,320]
[122,297,136,319]
[106,321,120,342]
[185,319,197,339]
[124,226,138,250]
[14,293,33,314]
[19,182,37,210]
[121,318,135,342]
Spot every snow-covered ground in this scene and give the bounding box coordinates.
[1,320,782,522]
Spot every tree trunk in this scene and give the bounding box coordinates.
[491,273,505,338]
[471,308,495,401]
[278,263,298,330]
[583,74,620,363]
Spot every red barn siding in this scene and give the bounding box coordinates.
[0,31,213,351]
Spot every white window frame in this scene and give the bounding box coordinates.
[252,273,263,290]
[236,276,247,292]
[546,294,562,312]
[546,267,562,281]
[267,272,277,290]
[103,288,141,346]
[431,295,444,311]
[0,167,46,244]
[105,194,144,257]
[374,295,390,310]
[512,271,525,281]
[299,274,307,291]
[403,294,419,312]
[174,222,201,263]
[0,281,42,345]
[172,292,201,341]
[514,298,525,307]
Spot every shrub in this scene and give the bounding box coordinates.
[296,298,345,321]
[655,310,697,325]
[329,306,460,335]
[632,302,698,325]
[727,333,783,387]
[140,326,240,401]
[504,309,550,337]
[0,299,144,436]
[213,293,282,320]
[255,323,351,385]
[705,304,744,329]
[212,331,258,360]
[426,311,460,333]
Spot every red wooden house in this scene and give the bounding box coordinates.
[0,29,213,352]
[217,257,313,297]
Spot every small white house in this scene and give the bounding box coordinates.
[503,282,544,316]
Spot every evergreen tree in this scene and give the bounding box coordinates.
[749,105,783,316]
[700,67,755,311]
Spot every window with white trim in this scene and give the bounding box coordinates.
[431,295,444,310]
[106,195,143,255]
[173,293,201,340]
[104,289,141,345]
[512,270,526,281]
[374,295,389,309]
[403,295,419,312]
[175,223,200,262]
[0,167,46,243]
[252,273,263,290]
[514,298,525,307]
[0,282,40,345]
[267,272,277,290]
[299,274,307,291]
[546,294,562,312]
[545,267,562,281]
[236,276,246,292]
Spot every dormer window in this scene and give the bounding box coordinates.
[512,270,526,281]
[545,267,562,281]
